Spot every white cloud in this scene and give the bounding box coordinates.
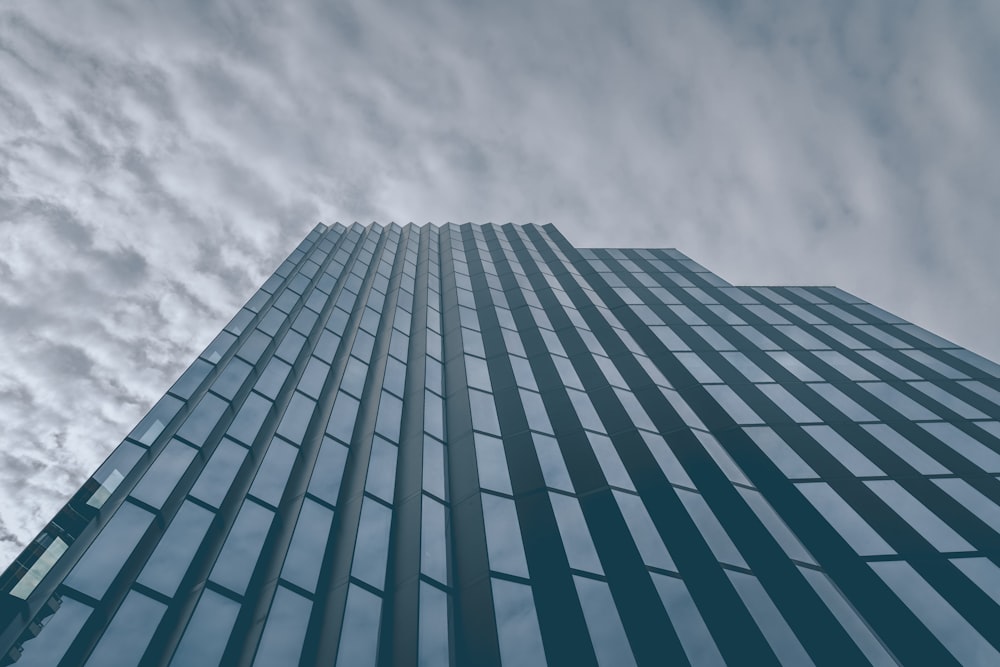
[1,0,999,566]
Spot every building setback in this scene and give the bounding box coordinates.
[2,222,1000,666]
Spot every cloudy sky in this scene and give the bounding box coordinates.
[1,1,999,566]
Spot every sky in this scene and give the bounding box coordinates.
[1,1,999,566]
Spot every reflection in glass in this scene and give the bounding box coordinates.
[532,434,574,492]
[210,499,274,595]
[588,433,635,491]
[130,439,197,509]
[613,490,675,571]
[676,489,747,568]
[276,391,316,445]
[796,483,893,556]
[475,434,512,494]
[870,560,1000,665]
[253,586,312,666]
[84,590,166,667]
[550,493,603,574]
[365,436,398,502]
[418,583,450,667]
[190,438,248,508]
[421,496,448,584]
[336,584,382,667]
[492,578,547,666]
[13,595,91,667]
[481,493,529,578]
[249,439,299,507]
[797,567,897,666]
[352,498,393,590]
[651,573,724,666]
[64,502,154,600]
[175,392,229,447]
[169,589,240,666]
[802,425,883,477]
[864,480,972,552]
[726,571,815,666]
[920,422,1000,473]
[227,392,272,446]
[282,500,334,593]
[137,501,214,597]
[744,427,817,479]
[573,576,636,667]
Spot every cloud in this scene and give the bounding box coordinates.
[0,0,999,566]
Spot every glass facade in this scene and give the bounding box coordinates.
[2,222,1000,665]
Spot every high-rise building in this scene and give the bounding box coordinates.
[2,222,1000,666]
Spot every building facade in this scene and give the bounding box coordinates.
[2,222,1000,666]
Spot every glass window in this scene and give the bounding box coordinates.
[276,391,316,445]
[705,386,763,425]
[201,330,237,364]
[766,351,823,381]
[175,393,229,447]
[212,358,253,400]
[909,381,987,419]
[481,493,530,577]
[383,356,407,397]
[588,433,635,491]
[84,590,166,667]
[550,493,603,574]
[375,392,403,442]
[298,357,331,399]
[190,437,248,508]
[640,431,695,487]
[421,495,449,584]
[475,433,512,494]
[492,578,547,666]
[934,478,1000,532]
[757,384,819,423]
[13,596,91,667]
[864,480,972,552]
[418,583,450,667]
[415,435,446,500]
[249,438,299,507]
[613,491,675,571]
[858,382,939,420]
[366,436,398,502]
[573,576,637,667]
[255,357,293,400]
[676,490,747,568]
[313,330,341,363]
[341,356,369,398]
[732,326,780,351]
[308,437,349,506]
[210,499,274,595]
[129,394,184,446]
[130,439,197,509]
[651,573,725,666]
[675,352,721,384]
[726,571,815,667]
[252,586,312,666]
[532,434,574,492]
[813,351,877,381]
[85,442,145,509]
[802,425,884,476]
[797,568,897,666]
[796,482,893,556]
[861,424,947,474]
[351,497,393,590]
[808,383,877,421]
[64,502,154,600]
[469,389,502,435]
[9,536,67,600]
[327,393,361,444]
[926,421,1000,472]
[424,391,446,440]
[137,501,214,597]
[170,359,213,399]
[336,584,382,667]
[869,560,999,665]
[737,488,816,564]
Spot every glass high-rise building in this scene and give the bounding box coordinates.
[3,222,1000,666]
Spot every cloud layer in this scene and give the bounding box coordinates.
[1,1,999,565]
